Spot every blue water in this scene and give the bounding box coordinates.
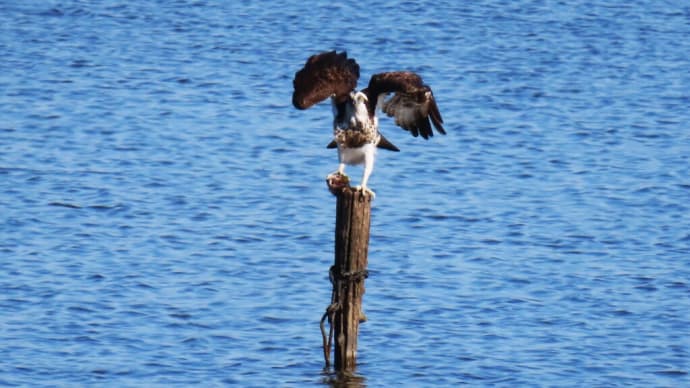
[2,1,689,386]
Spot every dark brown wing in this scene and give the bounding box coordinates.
[364,71,445,139]
[292,51,360,110]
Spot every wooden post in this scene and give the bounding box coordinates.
[322,176,371,372]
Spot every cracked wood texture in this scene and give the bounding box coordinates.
[333,187,371,371]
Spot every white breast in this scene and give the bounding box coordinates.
[338,143,376,166]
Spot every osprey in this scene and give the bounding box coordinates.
[292,51,446,198]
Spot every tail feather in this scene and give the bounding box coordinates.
[377,134,400,152]
[327,135,400,152]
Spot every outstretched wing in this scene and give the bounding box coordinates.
[364,71,445,139]
[292,51,360,110]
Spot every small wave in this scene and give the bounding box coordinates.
[49,202,82,209]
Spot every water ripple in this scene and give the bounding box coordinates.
[2,0,690,386]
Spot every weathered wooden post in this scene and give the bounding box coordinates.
[321,175,371,372]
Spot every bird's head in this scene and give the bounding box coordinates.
[350,91,368,105]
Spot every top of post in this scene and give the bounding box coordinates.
[326,174,373,202]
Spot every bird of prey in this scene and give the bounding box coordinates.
[292,50,445,197]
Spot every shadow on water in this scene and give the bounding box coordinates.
[320,368,367,388]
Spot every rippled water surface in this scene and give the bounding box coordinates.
[2,1,689,386]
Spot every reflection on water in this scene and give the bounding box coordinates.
[322,370,367,388]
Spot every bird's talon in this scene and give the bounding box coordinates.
[327,172,349,182]
[326,172,350,193]
[354,185,376,199]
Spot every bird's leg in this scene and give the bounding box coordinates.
[354,150,376,199]
[326,163,347,179]
[326,163,349,188]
